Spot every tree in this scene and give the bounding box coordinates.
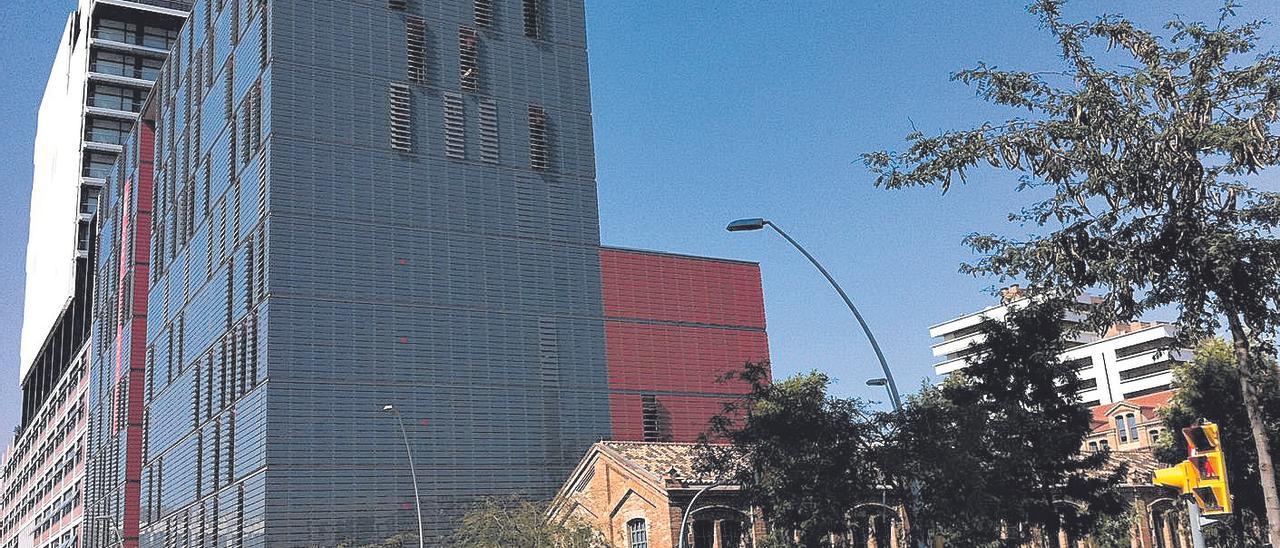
[864,0,1280,541]
[1158,338,1280,545]
[695,362,886,546]
[336,533,418,548]
[880,301,1126,546]
[449,497,609,548]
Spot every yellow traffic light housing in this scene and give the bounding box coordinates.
[1152,421,1231,515]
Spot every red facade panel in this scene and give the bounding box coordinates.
[610,393,742,444]
[601,249,766,328]
[606,323,767,393]
[601,248,770,443]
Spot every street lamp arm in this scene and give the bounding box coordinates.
[678,479,727,548]
[762,221,903,411]
[385,406,426,548]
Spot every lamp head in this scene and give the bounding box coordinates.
[866,378,889,387]
[726,218,767,232]
[382,404,396,412]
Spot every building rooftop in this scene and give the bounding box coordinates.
[601,441,726,484]
[1089,390,1175,432]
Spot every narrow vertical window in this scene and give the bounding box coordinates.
[1125,413,1139,442]
[389,83,413,152]
[459,27,479,92]
[474,0,493,28]
[641,395,661,442]
[528,105,549,170]
[406,16,426,83]
[259,4,268,69]
[522,0,540,38]
[443,92,466,159]
[479,99,499,164]
[1114,416,1127,442]
[627,519,648,548]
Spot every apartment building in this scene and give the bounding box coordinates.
[2,3,188,548]
[929,289,1187,406]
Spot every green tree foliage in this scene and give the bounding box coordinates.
[1159,339,1280,545]
[336,533,418,548]
[698,304,1124,546]
[865,0,1280,540]
[696,362,884,546]
[449,497,609,548]
[881,301,1126,546]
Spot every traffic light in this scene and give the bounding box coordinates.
[1152,421,1232,515]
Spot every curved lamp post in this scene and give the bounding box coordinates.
[729,218,923,548]
[382,404,425,548]
[727,218,902,411]
[678,479,726,548]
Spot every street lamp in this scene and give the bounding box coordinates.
[730,218,923,548]
[677,479,726,548]
[382,404,425,548]
[727,218,902,411]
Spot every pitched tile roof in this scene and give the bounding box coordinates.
[602,441,726,484]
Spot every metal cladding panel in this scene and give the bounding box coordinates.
[600,249,770,443]
[256,0,607,545]
[605,323,768,394]
[600,249,767,329]
[609,393,740,444]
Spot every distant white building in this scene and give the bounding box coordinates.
[929,288,1187,406]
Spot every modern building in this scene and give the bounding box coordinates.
[83,105,159,548]
[3,3,188,548]
[59,0,772,546]
[929,289,1188,406]
[601,248,770,443]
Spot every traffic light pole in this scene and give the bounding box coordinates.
[1187,501,1206,548]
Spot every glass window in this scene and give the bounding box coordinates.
[90,84,145,112]
[86,118,130,145]
[1088,441,1099,452]
[627,519,648,548]
[1115,416,1128,442]
[143,26,179,49]
[693,521,714,548]
[141,57,165,80]
[95,19,138,43]
[83,151,118,178]
[1149,429,1161,443]
[91,51,129,76]
[1126,414,1140,443]
[1099,439,1110,451]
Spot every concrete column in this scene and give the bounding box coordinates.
[867,515,879,548]
[889,519,900,548]
[1057,527,1070,548]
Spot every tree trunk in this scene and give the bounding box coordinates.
[1226,312,1280,546]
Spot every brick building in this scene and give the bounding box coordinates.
[550,442,763,548]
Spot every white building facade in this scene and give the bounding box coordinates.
[20,0,188,383]
[929,294,1186,406]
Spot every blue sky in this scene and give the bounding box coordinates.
[1,1,1276,437]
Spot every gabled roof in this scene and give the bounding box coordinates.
[601,441,722,484]
[549,441,734,518]
[1090,390,1174,432]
